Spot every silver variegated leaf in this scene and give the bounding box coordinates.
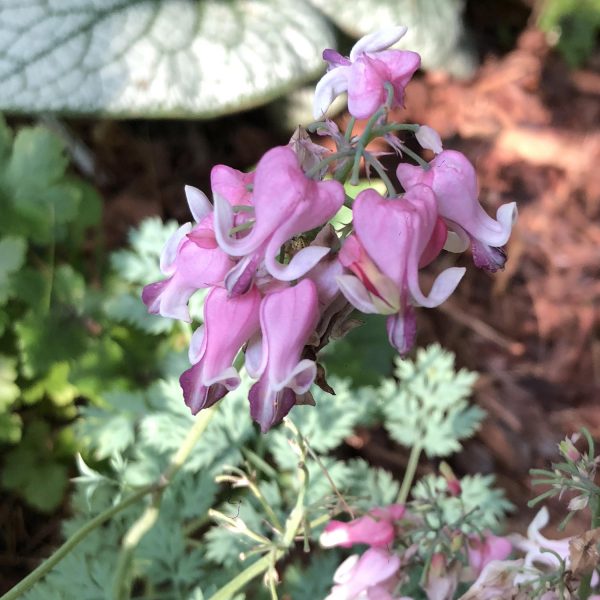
[0,0,334,117]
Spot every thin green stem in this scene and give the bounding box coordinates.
[112,407,216,600]
[397,444,422,504]
[305,150,354,179]
[207,551,284,600]
[0,484,153,600]
[398,144,430,170]
[365,155,397,197]
[344,117,356,143]
[230,219,255,235]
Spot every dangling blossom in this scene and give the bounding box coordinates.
[337,186,465,354]
[142,185,235,322]
[320,504,406,549]
[245,279,320,432]
[313,26,420,120]
[214,146,344,282]
[467,532,512,577]
[180,287,261,414]
[325,548,404,600]
[396,150,517,272]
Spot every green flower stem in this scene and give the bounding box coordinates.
[344,117,356,142]
[0,484,153,600]
[397,143,430,170]
[112,407,216,599]
[365,155,397,197]
[397,443,423,504]
[208,551,285,600]
[304,150,354,179]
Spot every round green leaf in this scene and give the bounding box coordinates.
[0,0,334,118]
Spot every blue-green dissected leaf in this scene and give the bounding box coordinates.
[307,0,475,75]
[105,292,175,334]
[0,0,334,118]
[0,235,26,304]
[283,552,341,600]
[78,390,147,459]
[412,474,513,533]
[379,344,484,457]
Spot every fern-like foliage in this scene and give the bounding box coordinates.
[412,473,513,534]
[377,344,484,457]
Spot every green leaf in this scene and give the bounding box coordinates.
[0,355,20,411]
[22,361,78,407]
[0,1,334,118]
[0,235,27,304]
[343,459,400,511]
[1,421,69,512]
[4,126,67,189]
[0,412,22,444]
[379,344,484,458]
[15,308,89,377]
[307,0,475,74]
[283,552,341,600]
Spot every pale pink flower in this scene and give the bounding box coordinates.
[320,504,406,549]
[142,185,235,322]
[511,506,599,587]
[458,559,524,600]
[246,279,320,432]
[325,548,402,600]
[210,164,254,206]
[396,150,517,272]
[179,287,261,414]
[313,26,420,120]
[337,186,465,354]
[424,553,459,600]
[415,125,443,154]
[467,532,512,576]
[213,146,344,282]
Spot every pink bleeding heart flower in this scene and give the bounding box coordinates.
[320,504,406,549]
[142,186,235,322]
[314,26,421,120]
[467,533,512,577]
[396,150,517,272]
[210,164,254,207]
[246,279,320,432]
[325,548,402,600]
[337,186,465,354]
[180,286,261,414]
[214,146,344,282]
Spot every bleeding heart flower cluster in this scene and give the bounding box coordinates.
[319,503,512,600]
[143,25,516,431]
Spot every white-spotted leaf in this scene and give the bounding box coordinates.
[0,0,334,117]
